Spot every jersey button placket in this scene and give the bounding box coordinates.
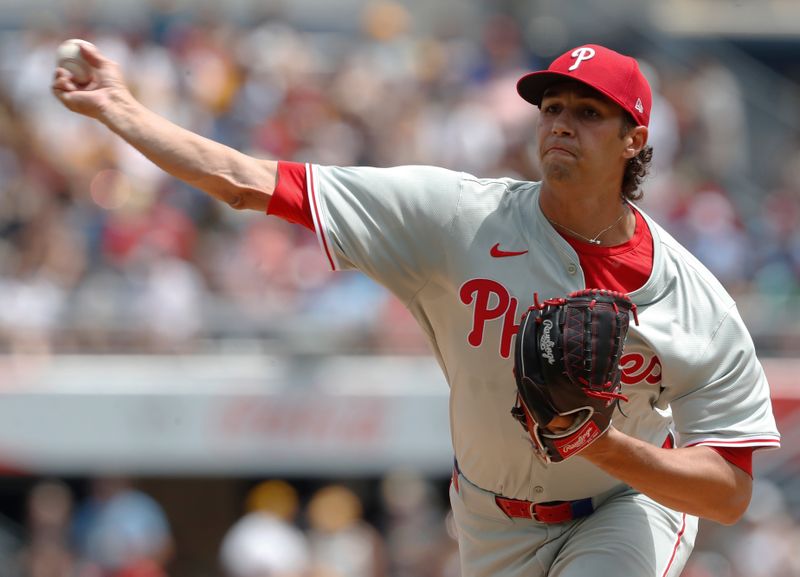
[567,263,578,275]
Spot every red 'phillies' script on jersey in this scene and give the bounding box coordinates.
[268,161,780,501]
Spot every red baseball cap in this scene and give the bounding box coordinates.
[517,44,652,127]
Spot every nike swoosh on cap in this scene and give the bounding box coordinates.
[490,243,529,258]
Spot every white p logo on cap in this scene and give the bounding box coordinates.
[568,47,596,71]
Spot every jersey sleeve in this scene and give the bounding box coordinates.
[267,161,315,231]
[302,163,464,303]
[667,305,781,451]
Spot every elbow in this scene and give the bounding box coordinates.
[712,478,752,526]
[208,181,270,212]
[716,511,745,526]
[715,495,750,526]
[700,449,753,526]
[225,193,247,210]
[714,506,746,526]
[230,189,271,212]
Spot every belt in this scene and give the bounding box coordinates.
[451,461,594,524]
[494,495,594,523]
[451,434,673,524]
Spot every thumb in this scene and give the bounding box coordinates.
[78,41,106,69]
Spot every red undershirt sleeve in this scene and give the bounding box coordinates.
[266,161,315,231]
[708,446,754,477]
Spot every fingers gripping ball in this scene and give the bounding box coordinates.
[511,289,639,463]
[56,39,95,85]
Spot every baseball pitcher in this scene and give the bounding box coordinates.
[53,40,780,577]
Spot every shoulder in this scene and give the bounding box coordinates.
[316,164,538,199]
[637,207,735,309]
[316,165,541,226]
[317,164,466,192]
[456,173,541,216]
[459,173,540,198]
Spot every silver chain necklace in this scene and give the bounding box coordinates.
[546,207,629,245]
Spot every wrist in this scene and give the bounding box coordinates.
[99,88,139,128]
[580,425,618,461]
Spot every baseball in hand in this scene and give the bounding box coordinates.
[56,39,94,85]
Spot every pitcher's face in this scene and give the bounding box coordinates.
[537,82,640,187]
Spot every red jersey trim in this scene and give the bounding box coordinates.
[660,513,687,577]
[267,161,338,271]
[306,164,338,271]
[661,433,755,476]
[686,439,781,478]
[685,438,781,448]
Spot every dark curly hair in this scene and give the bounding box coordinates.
[619,115,653,202]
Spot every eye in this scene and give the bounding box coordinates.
[541,103,561,115]
[583,107,600,119]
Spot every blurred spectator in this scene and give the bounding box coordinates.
[0,519,22,577]
[71,477,174,577]
[219,480,310,577]
[752,146,800,303]
[725,479,800,577]
[682,187,754,295]
[12,480,77,577]
[380,470,453,577]
[684,59,749,184]
[305,484,386,577]
[685,479,800,577]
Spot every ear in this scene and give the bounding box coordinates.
[622,126,648,159]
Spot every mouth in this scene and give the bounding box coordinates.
[545,146,576,157]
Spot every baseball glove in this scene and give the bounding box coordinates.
[511,289,638,463]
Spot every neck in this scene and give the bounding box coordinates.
[539,182,634,246]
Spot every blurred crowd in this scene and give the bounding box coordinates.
[0,4,798,577]
[0,1,799,355]
[0,474,460,577]
[0,477,174,577]
[2,473,799,577]
[683,477,800,577]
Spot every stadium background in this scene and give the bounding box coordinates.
[1,0,800,575]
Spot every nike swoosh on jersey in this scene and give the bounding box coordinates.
[490,243,529,258]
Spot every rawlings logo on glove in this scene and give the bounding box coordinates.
[539,320,557,364]
[511,289,638,463]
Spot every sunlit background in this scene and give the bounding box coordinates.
[0,1,799,576]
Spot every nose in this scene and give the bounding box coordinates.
[551,110,574,136]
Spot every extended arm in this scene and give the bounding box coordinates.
[52,42,276,212]
[581,427,752,524]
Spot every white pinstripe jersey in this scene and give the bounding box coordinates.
[300,163,780,502]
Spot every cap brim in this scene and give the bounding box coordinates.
[516,71,579,106]
[516,70,639,125]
